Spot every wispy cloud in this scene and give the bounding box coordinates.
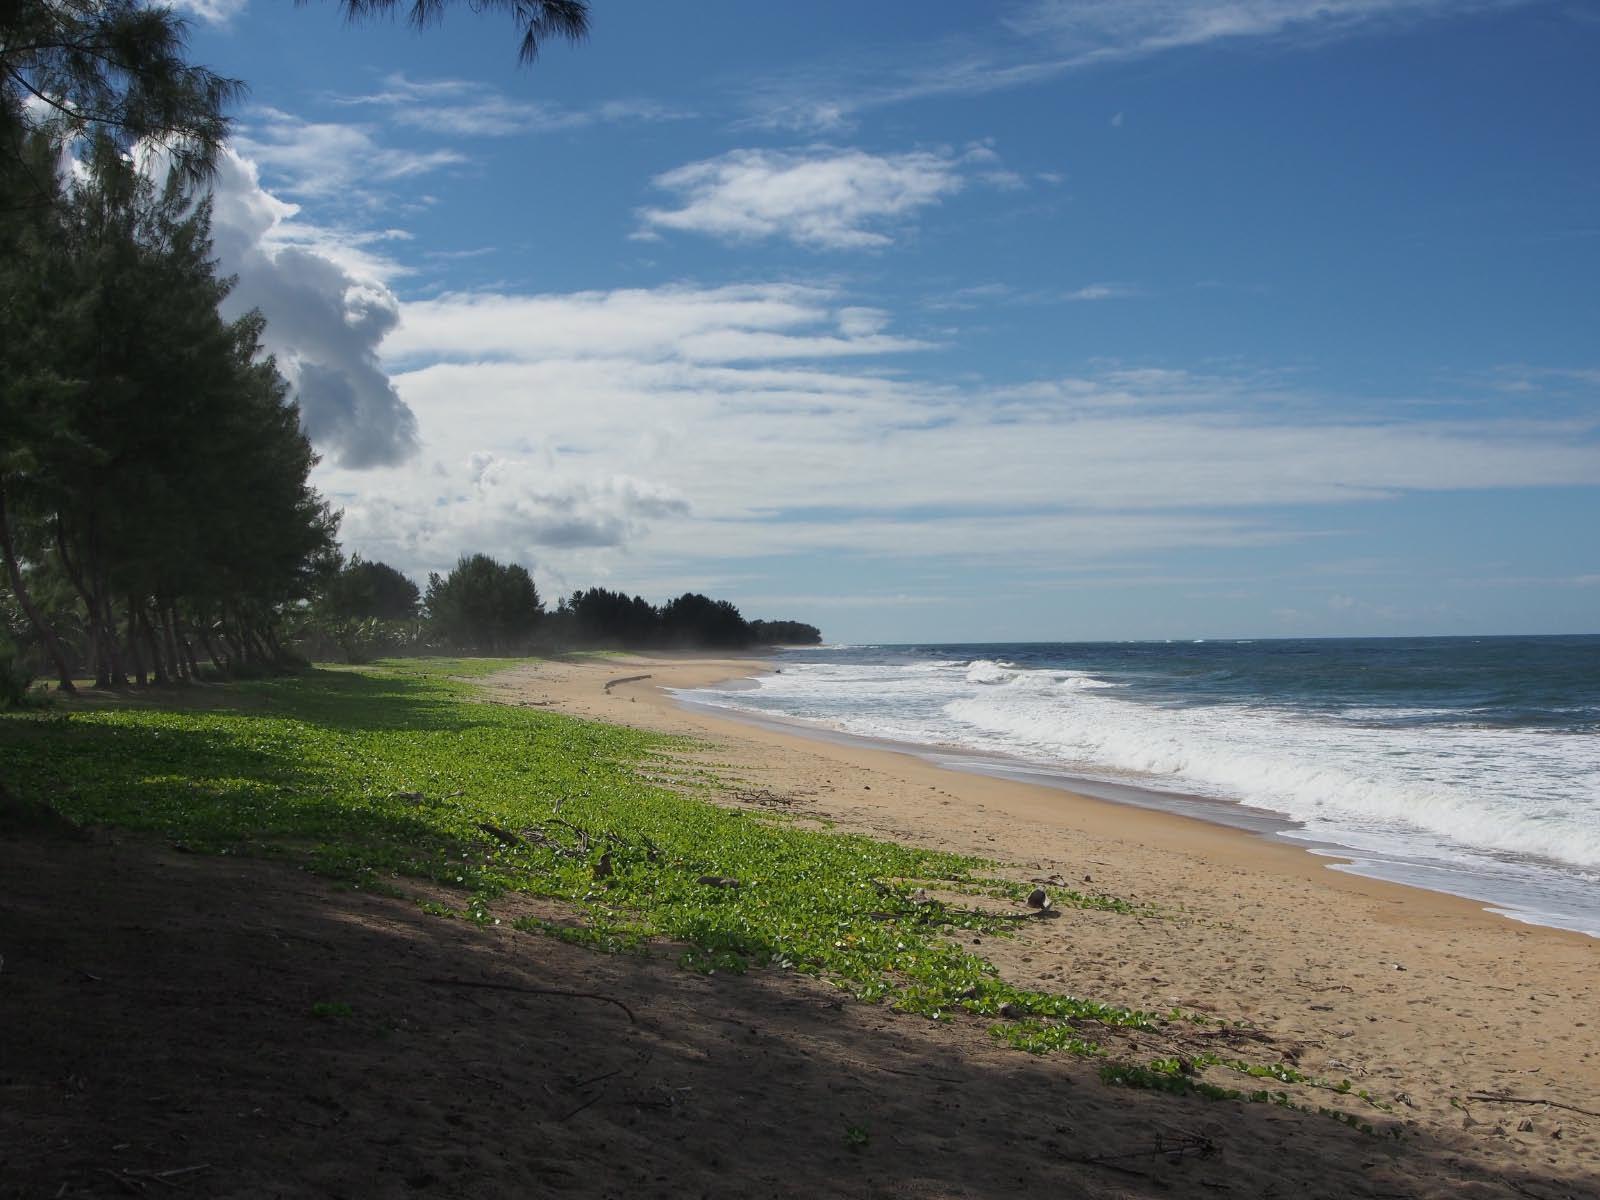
[636,145,985,250]
[1006,0,1522,58]
[385,283,933,364]
[234,107,465,202]
[334,74,690,138]
[746,0,1533,131]
[926,281,1141,310]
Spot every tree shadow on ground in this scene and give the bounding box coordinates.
[0,712,474,858]
[3,833,1592,1200]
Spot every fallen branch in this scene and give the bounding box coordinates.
[476,821,522,846]
[144,1164,213,1182]
[1504,1179,1564,1200]
[1055,1131,1216,1176]
[558,1091,607,1122]
[1467,1093,1600,1118]
[421,976,637,1023]
[734,788,795,807]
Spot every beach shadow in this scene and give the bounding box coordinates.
[4,832,1592,1200]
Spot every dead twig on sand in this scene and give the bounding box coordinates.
[733,788,796,807]
[96,1165,212,1193]
[559,1053,655,1122]
[1468,1093,1600,1119]
[1054,1131,1216,1178]
[420,976,637,1023]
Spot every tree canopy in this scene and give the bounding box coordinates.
[330,0,589,63]
[0,138,338,690]
[0,1,826,690]
[322,555,421,622]
[423,554,543,654]
[550,586,820,651]
[1,0,240,193]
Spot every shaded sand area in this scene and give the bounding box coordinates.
[2,654,1596,1199]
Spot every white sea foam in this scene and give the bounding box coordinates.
[964,660,1014,684]
[686,658,1600,882]
[942,670,1600,871]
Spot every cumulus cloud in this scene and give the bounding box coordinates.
[334,454,692,576]
[208,151,419,469]
[636,146,970,250]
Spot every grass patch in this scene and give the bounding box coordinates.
[0,660,1138,1024]
[3,657,1364,1120]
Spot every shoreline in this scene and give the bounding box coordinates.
[487,650,1598,948]
[673,659,1600,943]
[481,649,1598,1181]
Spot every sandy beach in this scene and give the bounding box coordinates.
[7,651,1598,1199]
[480,650,1600,1195]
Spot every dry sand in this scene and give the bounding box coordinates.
[482,651,1600,1195]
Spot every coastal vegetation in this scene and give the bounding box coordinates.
[1,136,339,694]
[0,659,1386,1129]
[554,586,821,651]
[0,2,816,695]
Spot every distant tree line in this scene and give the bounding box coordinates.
[296,557,822,665]
[555,587,820,650]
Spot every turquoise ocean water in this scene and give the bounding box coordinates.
[677,636,1600,938]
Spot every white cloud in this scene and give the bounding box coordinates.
[927,281,1140,310]
[637,146,969,250]
[208,151,419,468]
[304,277,1600,590]
[746,0,1531,130]
[385,283,931,365]
[836,307,890,337]
[334,74,690,138]
[167,0,248,23]
[336,455,690,572]
[1007,0,1521,59]
[233,107,466,202]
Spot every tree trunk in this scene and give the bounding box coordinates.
[126,596,147,687]
[173,606,199,679]
[0,487,78,694]
[92,559,127,687]
[53,522,114,688]
[244,623,271,665]
[160,602,186,682]
[196,622,225,673]
[139,606,168,685]
[263,623,287,665]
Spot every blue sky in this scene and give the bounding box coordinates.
[178,0,1599,642]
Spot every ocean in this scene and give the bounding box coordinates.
[675,636,1600,939]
